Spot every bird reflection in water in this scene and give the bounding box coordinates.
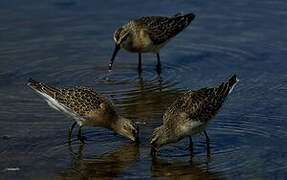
[151,156,225,179]
[112,74,184,123]
[56,142,140,179]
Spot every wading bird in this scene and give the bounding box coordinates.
[109,13,196,74]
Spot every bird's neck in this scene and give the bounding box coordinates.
[155,125,171,146]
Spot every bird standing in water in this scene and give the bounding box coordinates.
[150,75,239,156]
[28,79,139,143]
[109,13,196,74]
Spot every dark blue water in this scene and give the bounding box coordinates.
[1,0,287,179]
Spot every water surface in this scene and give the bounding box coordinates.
[1,0,287,179]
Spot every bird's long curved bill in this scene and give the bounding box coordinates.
[108,44,120,71]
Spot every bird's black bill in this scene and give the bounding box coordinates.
[109,44,120,71]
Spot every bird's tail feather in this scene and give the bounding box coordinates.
[228,74,239,94]
[172,13,195,29]
[216,74,239,98]
[184,13,196,23]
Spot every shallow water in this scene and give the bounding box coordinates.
[1,0,287,179]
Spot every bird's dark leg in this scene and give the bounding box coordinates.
[156,53,161,74]
[150,146,157,157]
[204,130,211,155]
[68,122,77,142]
[204,130,210,143]
[77,126,86,143]
[189,136,194,157]
[138,53,142,74]
[206,142,211,157]
[189,136,194,152]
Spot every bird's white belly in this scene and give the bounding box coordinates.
[181,120,207,137]
[139,40,169,53]
[35,90,84,126]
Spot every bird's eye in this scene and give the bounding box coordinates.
[122,33,129,41]
[123,125,129,131]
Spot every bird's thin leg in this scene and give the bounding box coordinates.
[138,53,142,74]
[206,141,211,157]
[204,130,210,143]
[189,136,194,155]
[156,53,161,74]
[150,146,157,157]
[77,126,86,143]
[189,136,193,150]
[68,122,77,141]
[204,130,211,155]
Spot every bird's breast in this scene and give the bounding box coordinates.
[122,29,162,53]
[181,120,207,136]
[85,104,117,128]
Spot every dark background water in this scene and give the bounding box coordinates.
[1,0,287,179]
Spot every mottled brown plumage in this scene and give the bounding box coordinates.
[28,78,139,143]
[109,13,196,74]
[150,75,239,156]
[132,13,195,45]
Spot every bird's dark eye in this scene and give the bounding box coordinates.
[122,33,129,41]
[123,125,129,131]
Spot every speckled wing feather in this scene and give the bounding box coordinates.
[134,13,195,45]
[163,75,238,124]
[28,79,116,117]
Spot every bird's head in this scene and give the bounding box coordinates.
[109,28,131,71]
[113,27,131,46]
[116,116,139,142]
[150,126,168,156]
